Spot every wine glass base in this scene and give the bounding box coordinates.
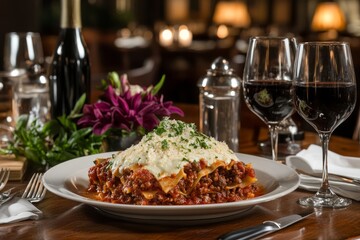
[258,138,302,161]
[298,194,352,208]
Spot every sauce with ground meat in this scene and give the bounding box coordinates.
[87,158,263,205]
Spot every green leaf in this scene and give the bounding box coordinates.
[108,71,120,89]
[16,114,29,126]
[6,113,103,167]
[151,75,165,95]
[69,93,86,119]
[68,128,92,145]
[100,79,107,90]
[42,119,59,135]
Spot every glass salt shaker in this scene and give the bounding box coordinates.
[197,57,241,152]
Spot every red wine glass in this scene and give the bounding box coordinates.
[243,36,296,162]
[293,42,356,208]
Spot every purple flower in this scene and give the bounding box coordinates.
[78,74,184,136]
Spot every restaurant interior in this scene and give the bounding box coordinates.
[0,0,360,139]
[2,1,360,238]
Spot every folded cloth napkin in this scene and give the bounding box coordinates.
[286,144,360,201]
[0,197,42,224]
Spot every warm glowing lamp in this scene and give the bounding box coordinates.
[213,1,251,28]
[311,2,346,31]
[159,28,174,47]
[178,25,193,47]
[216,24,230,39]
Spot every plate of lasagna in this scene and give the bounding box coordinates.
[43,119,300,224]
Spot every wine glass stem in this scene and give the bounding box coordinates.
[318,133,331,194]
[269,125,279,161]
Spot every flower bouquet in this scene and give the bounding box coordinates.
[78,72,184,150]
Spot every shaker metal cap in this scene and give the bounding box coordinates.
[210,57,232,74]
[197,57,241,88]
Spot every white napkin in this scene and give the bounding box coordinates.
[0,197,43,224]
[286,144,360,201]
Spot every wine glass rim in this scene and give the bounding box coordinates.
[5,32,41,38]
[299,41,349,46]
[250,36,293,40]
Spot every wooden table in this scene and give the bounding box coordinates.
[2,103,360,240]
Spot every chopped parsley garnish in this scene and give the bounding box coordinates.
[197,137,210,149]
[171,121,186,136]
[145,133,154,142]
[189,137,210,149]
[155,126,166,135]
[161,139,169,150]
[146,118,212,153]
[182,157,190,162]
[189,142,198,149]
[106,159,114,170]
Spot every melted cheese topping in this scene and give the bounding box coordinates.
[111,118,238,180]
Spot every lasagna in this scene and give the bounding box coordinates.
[88,118,261,205]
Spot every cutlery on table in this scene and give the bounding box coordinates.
[0,173,46,207]
[0,168,10,191]
[0,188,18,206]
[295,169,360,186]
[0,187,15,200]
[22,173,47,203]
[218,209,314,240]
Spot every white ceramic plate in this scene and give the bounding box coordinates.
[43,152,300,224]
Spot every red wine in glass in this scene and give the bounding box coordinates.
[244,80,294,124]
[294,82,356,132]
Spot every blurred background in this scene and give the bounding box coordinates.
[0,0,359,138]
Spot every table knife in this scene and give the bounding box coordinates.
[218,209,314,240]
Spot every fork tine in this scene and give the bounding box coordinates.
[30,174,41,199]
[32,180,46,203]
[0,168,4,182]
[21,173,46,202]
[31,173,42,199]
[22,173,39,199]
[0,168,10,191]
[0,169,5,190]
[33,173,44,199]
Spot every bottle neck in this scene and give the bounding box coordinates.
[61,0,81,28]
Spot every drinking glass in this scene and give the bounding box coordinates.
[3,32,50,124]
[3,32,44,71]
[293,42,356,208]
[243,36,296,162]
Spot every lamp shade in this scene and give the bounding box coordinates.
[311,2,346,31]
[213,1,251,27]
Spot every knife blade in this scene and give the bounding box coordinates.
[218,209,314,240]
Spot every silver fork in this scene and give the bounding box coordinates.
[0,187,14,200]
[21,173,47,203]
[0,188,18,206]
[0,168,10,191]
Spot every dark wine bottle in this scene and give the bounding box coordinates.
[48,0,90,118]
